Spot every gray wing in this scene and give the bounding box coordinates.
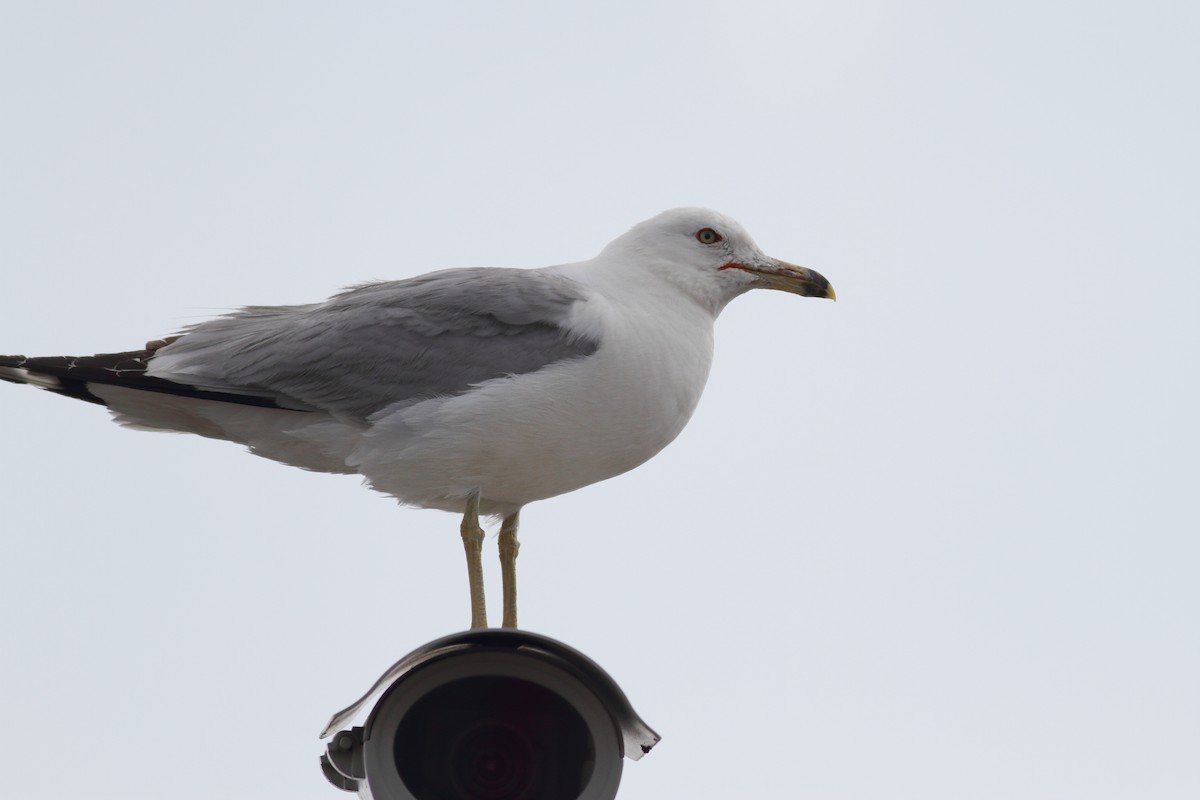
[147,267,599,417]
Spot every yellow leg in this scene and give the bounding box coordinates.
[499,511,520,628]
[460,494,488,629]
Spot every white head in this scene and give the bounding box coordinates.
[601,208,835,315]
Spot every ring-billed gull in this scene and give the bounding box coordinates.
[1,208,835,628]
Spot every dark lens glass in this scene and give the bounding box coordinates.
[451,722,533,797]
[394,676,595,800]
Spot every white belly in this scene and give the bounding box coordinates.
[350,301,716,516]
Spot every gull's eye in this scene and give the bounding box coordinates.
[695,227,723,245]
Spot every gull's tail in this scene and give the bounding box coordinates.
[2,344,360,476]
[0,341,279,409]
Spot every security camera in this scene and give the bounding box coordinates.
[319,629,660,800]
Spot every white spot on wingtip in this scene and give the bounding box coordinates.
[0,366,63,391]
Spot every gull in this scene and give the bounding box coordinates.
[1,208,834,629]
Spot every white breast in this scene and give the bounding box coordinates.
[349,282,717,517]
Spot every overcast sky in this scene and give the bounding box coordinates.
[2,3,1197,799]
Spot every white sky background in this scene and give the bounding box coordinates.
[1,2,1197,798]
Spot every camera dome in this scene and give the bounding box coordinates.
[321,629,659,800]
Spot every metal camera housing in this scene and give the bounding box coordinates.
[320,629,659,800]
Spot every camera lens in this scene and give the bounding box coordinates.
[450,722,533,797]
[394,675,595,800]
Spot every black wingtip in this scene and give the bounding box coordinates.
[1,347,290,410]
[2,353,117,405]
